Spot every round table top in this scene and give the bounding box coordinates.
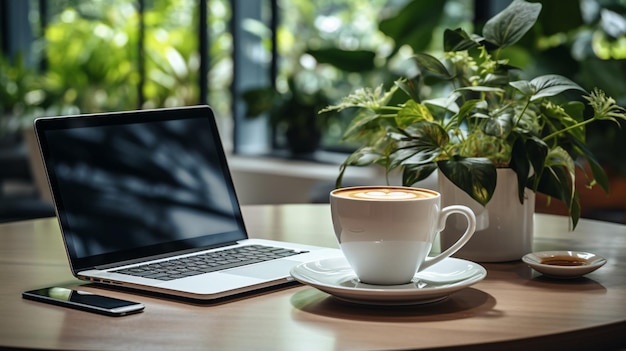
[0,204,625,350]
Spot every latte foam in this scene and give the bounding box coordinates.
[333,187,436,201]
[352,190,418,200]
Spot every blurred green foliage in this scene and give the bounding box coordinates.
[0,53,41,135]
[243,0,472,151]
[0,0,232,137]
[43,0,141,113]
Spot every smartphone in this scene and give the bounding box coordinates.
[23,287,145,316]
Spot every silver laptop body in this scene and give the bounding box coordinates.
[33,105,340,301]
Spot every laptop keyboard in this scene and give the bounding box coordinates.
[113,245,306,281]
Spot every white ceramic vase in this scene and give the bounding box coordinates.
[438,168,535,262]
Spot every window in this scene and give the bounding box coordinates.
[238,0,475,156]
[1,0,479,156]
[1,0,235,146]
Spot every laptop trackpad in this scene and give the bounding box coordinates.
[224,259,298,279]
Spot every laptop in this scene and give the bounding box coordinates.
[33,105,341,301]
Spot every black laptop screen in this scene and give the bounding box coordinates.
[36,107,247,270]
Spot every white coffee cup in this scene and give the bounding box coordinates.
[330,186,476,285]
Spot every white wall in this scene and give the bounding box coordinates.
[228,154,437,205]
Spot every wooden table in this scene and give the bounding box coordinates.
[1,204,625,350]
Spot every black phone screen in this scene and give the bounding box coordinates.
[23,287,144,315]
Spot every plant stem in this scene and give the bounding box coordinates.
[513,98,531,127]
[379,113,399,118]
[381,106,402,112]
[543,118,595,142]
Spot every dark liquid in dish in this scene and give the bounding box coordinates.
[541,256,588,266]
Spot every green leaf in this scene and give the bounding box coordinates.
[402,162,438,186]
[403,121,449,147]
[438,156,497,206]
[390,147,437,169]
[483,109,514,138]
[482,72,511,86]
[455,86,505,93]
[569,137,609,193]
[447,99,482,130]
[389,121,448,169]
[545,146,576,177]
[509,136,531,203]
[341,109,380,140]
[541,101,586,142]
[394,77,421,102]
[509,80,534,96]
[525,136,549,188]
[336,146,386,187]
[570,192,581,229]
[587,156,609,193]
[534,164,570,202]
[395,100,434,128]
[533,148,581,228]
[443,28,479,52]
[530,74,586,101]
[345,146,386,167]
[423,94,460,114]
[482,0,542,48]
[511,75,586,102]
[413,52,452,79]
[307,48,376,72]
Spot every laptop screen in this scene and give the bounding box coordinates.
[35,106,247,270]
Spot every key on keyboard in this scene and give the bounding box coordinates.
[113,245,305,281]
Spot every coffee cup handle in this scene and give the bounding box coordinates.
[419,205,476,271]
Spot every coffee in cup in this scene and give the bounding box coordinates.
[330,186,476,285]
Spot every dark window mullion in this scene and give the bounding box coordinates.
[0,0,7,56]
[2,0,33,63]
[138,0,145,108]
[199,0,208,105]
[37,0,47,71]
[230,0,240,152]
[269,0,278,149]
[269,0,277,87]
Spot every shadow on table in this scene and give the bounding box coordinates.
[290,287,497,322]
[484,261,608,293]
[508,261,608,292]
[522,273,608,293]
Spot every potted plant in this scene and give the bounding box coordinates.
[242,76,334,155]
[321,0,626,261]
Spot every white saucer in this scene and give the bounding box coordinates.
[290,256,486,305]
[522,251,607,278]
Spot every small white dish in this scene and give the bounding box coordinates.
[290,256,486,305]
[522,251,607,278]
